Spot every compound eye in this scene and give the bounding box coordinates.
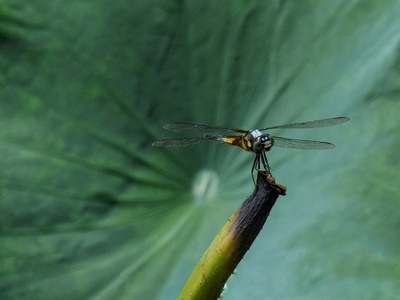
[260,135,269,143]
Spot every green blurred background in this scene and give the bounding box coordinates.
[1,1,400,299]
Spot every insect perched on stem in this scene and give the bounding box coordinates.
[152,117,350,182]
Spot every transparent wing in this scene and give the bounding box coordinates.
[152,138,207,147]
[259,117,349,131]
[152,133,227,147]
[272,136,335,149]
[162,122,246,133]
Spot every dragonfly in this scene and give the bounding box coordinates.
[152,117,350,182]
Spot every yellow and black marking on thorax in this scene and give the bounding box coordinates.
[220,134,251,151]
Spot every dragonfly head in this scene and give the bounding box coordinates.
[253,133,273,153]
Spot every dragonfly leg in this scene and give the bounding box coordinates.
[251,154,261,185]
[251,152,271,185]
[260,152,270,172]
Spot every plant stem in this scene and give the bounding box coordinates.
[178,170,286,300]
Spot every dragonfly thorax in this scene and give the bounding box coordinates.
[247,130,273,153]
